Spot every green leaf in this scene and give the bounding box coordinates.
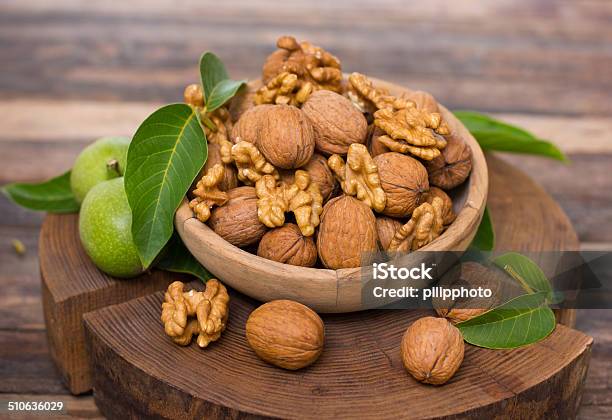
[457,292,556,349]
[199,52,229,100]
[493,252,553,296]
[206,79,246,113]
[470,207,495,251]
[454,111,568,162]
[156,232,213,282]
[125,104,207,268]
[1,171,79,213]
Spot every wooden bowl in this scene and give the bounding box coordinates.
[175,78,488,313]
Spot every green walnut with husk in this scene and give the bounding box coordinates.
[70,136,130,203]
[78,177,144,278]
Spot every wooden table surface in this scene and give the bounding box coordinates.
[1,1,610,418]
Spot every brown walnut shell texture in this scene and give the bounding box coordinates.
[257,223,317,267]
[302,90,368,155]
[317,195,378,269]
[228,82,260,122]
[246,300,325,370]
[201,142,238,191]
[374,152,429,218]
[376,216,403,251]
[425,133,472,190]
[258,105,315,169]
[230,105,270,144]
[401,317,464,385]
[369,126,391,157]
[280,153,337,202]
[208,187,267,247]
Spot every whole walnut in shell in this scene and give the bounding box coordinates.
[257,224,317,267]
[229,82,260,122]
[246,300,325,370]
[231,105,270,144]
[317,195,378,269]
[302,90,368,155]
[373,152,429,218]
[401,317,464,385]
[376,216,403,251]
[208,187,267,247]
[425,133,472,190]
[232,104,315,169]
[280,153,337,202]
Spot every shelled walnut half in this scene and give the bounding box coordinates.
[189,164,229,223]
[388,198,444,252]
[256,171,323,237]
[161,280,229,348]
[231,141,279,185]
[348,73,449,161]
[328,144,386,212]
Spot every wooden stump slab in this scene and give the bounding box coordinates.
[84,292,592,419]
[77,155,591,419]
[39,214,175,394]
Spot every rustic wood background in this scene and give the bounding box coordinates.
[1,0,610,418]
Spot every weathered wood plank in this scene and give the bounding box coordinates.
[0,1,611,114]
[499,154,612,243]
[2,100,611,153]
[0,226,45,330]
[0,330,67,394]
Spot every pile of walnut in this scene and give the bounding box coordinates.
[186,35,472,269]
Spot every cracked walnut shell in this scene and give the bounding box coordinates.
[302,90,368,155]
[189,164,229,223]
[257,223,317,267]
[161,279,229,348]
[401,317,464,385]
[208,186,267,247]
[388,197,444,252]
[246,299,325,370]
[425,133,473,190]
[373,152,429,218]
[328,143,386,212]
[256,171,323,237]
[317,195,378,269]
